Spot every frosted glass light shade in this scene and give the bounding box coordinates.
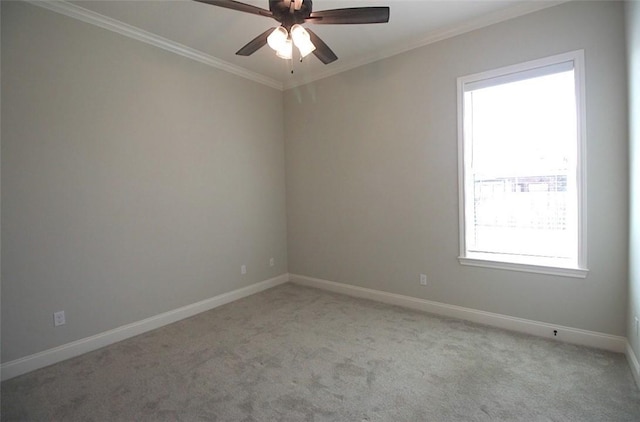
[267,27,288,51]
[291,24,316,58]
[276,38,293,60]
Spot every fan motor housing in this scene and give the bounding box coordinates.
[269,0,312,29]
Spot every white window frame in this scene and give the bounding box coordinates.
[457,50,588,278]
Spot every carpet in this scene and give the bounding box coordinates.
[2,282,639,421]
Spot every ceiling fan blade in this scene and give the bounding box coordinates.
[306,29,337,64]
[193,0,273,18]
[306,7,389,25]
[236,27,275,56]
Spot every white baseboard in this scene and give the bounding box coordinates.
[291,274,627,354]
[626,341,640,389]
[1,274,290,381]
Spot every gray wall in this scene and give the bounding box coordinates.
[285,1,629,336]
[627,0,640,363]
[1,1,287,362]
[2,0,632,365]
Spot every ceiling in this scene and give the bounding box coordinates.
[58,0,563,89]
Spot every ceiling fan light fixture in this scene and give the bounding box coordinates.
[267,26,288,52]
[197,0,390,66]
[291,24,316,58]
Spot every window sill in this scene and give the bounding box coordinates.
[458,256,589,278]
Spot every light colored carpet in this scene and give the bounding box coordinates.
[2,282,639,421]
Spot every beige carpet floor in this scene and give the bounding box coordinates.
[2,282,640,421]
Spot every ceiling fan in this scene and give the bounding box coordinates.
[194,0,390,65]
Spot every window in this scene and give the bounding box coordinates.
[457,51,587,278]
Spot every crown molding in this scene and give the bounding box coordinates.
[282,0,568,90]
[26,0,567,92]
[25,0,284,91]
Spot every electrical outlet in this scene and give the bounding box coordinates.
[241,264,247,275]
[53,310,66,327]
[420,274,427,286]
[269,258,275,267]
